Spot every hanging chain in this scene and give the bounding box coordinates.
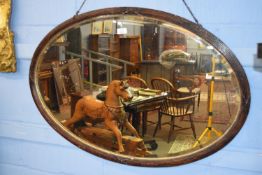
[74,0,200,25]
[181,0,201,26]
[75,0,87,16]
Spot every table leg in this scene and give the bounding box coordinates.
[132,112,140,133]
[142,112,147,137]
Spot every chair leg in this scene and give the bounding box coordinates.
[159,111,162,130]
[142,112,147,137]
[168,117,175,143]
[153,112,162,137]
[189,114,196,139]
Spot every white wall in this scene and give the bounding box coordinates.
[0,0,262,174]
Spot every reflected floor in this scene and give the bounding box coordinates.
[53,98,236,156]
[135,110,230,156]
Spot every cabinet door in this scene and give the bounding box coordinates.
[130,38,139,63]
[142,24,159,60]
[120,37,140,75]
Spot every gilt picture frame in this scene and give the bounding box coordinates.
[92,21,103,35]
[103,20,113,34]
[0,0,16,72]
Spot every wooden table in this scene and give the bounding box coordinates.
[70,90,167,137]
[124,93,167,137]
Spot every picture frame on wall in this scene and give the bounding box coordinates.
[0,0,16,72]
[103,20,113,34]
[92,21,103,34]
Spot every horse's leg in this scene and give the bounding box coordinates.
[124,120,140,138]
[63,111,85,129]
[124,120,149,152]
[63,99,85,128]
[105,119,124,153]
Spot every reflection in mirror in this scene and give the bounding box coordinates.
[37,15,241,157]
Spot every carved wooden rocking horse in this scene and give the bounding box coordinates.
[63,80,144,153]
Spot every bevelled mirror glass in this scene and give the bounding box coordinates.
[29,7,250,166]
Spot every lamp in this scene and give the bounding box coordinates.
[159,49,190,69]
[193,56,223,148]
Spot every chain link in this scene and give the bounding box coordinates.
[181,0,201,26]
[74,0,201,26]
[75,0,87,16]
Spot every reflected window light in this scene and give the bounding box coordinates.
[117,21,123,27]
[122,21,144,26]
[207,45,214,50]
[117,28,127,34]
[192,38,205,48]
[195,38,203,45]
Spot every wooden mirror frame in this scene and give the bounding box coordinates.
[29,7,250,167]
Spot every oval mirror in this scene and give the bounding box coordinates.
[29,7,250,166]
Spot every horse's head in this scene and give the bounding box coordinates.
[113,80,133,101]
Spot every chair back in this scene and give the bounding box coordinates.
[124,76,148,89]
[151,77,195,117]
[52,59,83,105]
[151,77,197,141]
[151,77,175,92]
[161,95,195,117]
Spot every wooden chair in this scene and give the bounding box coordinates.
[52,59,84,93]
[151,77,176,131]
[174,74,201,108]
[151,77,196,142]
[52,59,87,108]
[151,77,175,93]
[123,76,159,137]
[124,75,148,89]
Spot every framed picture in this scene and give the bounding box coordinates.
[92,21,103,34]
[103,20,113,34]
[0,0,16,72]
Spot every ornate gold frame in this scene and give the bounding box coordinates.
[0,0,16,72]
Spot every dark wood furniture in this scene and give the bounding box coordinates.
[66,28,82,58]
[87,34,121,84]
[88,34,107,84]
[142,24,159,61]
[151,77,175,93]
[51,59,84,106]
[173,74,202,108]
[124,93,167,137]
[164,29,187,51]
[70,89,166,137]
[124,75,148,89]
[38,70,59,111]
[120,36,140,75]
[151,77,196,142]
[123,76,149,136]
[38,41,69,111]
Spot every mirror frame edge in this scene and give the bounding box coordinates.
[29,7,251,167]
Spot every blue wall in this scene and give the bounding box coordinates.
[1,0,262,174]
